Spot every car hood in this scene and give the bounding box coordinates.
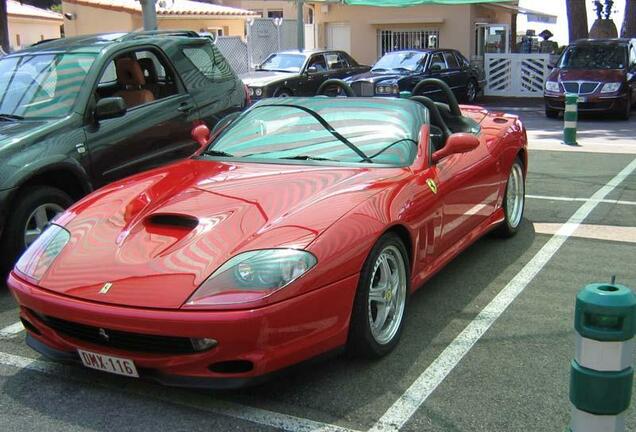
[549,68,625,82]
[346,70,406,84]
[39,159,394,309]
[240,71,295,87]
[0,118,58,152]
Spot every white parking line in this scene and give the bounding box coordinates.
[368,157,636,432]
[528,194,636,206]
[534,223,636,244]
[0,322,24,339]
[0,350,360,432]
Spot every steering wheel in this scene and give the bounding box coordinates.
[412,78,461,117]
[410,95,452,142]
[316,79,356,97]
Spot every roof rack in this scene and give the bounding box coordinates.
[119,30,201,41]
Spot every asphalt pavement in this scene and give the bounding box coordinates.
[0,97,635,432]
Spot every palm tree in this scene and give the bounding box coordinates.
[621,0,636,37]
[567,0,589,42]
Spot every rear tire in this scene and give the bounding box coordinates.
[0,186,73,278]
[494,157,525,238]
[348,233,409,358]
[545,107,559,119]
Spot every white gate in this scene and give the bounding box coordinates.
[484,53,550,97]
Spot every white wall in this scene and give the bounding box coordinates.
[8,17,62,51]
[517,0,626,46]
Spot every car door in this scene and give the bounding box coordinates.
[443,51,468,98]
[296,54,329,96]
[435,135,500,252]
[423,52,451,102]
[86,48,199,187]
[177,42,244,127]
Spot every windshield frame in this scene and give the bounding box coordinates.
[199,102,420,168]
[0,51,98,120]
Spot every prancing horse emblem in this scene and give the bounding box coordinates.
[98,328,110,341]
[99,282,112,294]
[426,178,438,194]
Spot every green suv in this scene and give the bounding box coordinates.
[0,31,247,275]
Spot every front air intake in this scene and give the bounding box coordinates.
[145,214,199,230]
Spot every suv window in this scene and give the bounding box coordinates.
[182,44,233,82]
[325,52,350,70]
[443,52,459,69]
[429,53,447,71]
[96,49,178,108]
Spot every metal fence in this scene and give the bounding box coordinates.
[484,53,550,97]
[215,36,249,75]
[377,29,439,58]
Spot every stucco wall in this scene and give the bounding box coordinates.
[63,2,136,36]
[8,17,62,50]
[157,18,246,36]
[312,3,475,65]
[219,1,296,18]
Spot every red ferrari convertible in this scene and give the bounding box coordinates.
[8,82,527,388]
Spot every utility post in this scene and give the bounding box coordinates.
[0,0,10,53]
[140,0,158,31]
[296,0,304,51]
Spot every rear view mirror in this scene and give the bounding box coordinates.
[432,133,479,163]
[95,97,126,121]
[430,64,442,73]
[306,66,318,74]
[191,124,211,147]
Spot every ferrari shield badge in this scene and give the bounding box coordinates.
[99,282,113,294]
[426,178,438,194]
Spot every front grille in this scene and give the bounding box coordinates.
[32,311,197,355]
[562,81,601,95]
[351,81,375,97]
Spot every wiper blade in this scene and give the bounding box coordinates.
[280,155,338,162]
[204,149,235,157]
[371,68,388,72]
[0,113,24,121]
[392,67,413,72]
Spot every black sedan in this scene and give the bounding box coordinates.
[345,49,484,103]
[241,49,369,100]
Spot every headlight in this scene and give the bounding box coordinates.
[545,81,560,92]
[601,82,621,93]
[185,249,317,307]
[248,87,255,96]
[14,224,70,282]
[376,84,399,95]
[254,88,263,97]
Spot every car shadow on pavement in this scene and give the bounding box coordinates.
[1,220,537,430]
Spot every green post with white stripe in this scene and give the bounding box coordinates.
[563,93,578,145]
[568,283,636,432]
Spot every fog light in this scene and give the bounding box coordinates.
[191,337,218,352]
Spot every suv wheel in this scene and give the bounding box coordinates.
[1,186,73,277]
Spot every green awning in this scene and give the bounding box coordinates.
[342,0,510,6]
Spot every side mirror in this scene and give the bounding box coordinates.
[191,124,211,147]
[432,133,479,163]
[306,65,318,74]
[95,97,126,121]
[429,64,442,73]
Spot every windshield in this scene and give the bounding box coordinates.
[0,53,96,119]
[558,45,627,69]
[259,54,306,73]
[205,100,423,166]
[372,51,427,72]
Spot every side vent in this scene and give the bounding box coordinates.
[146,214,199,230]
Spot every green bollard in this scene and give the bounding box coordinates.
[563,93,578,145]
[568,283,636,432]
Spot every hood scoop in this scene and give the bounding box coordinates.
[145,213,199,231]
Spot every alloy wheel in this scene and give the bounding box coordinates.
[24,203,64,247]
[505,162,525,229]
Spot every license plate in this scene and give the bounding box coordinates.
[78,349,139,377]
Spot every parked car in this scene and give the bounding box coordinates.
[9,81,527,388]
[544,38,636,119]
[0,30,248,276]
[240,49,370,99]
[345,49,484,102]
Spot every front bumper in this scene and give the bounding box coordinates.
[8,272,358,388]
[544,93,628,112]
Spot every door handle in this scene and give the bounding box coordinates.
[178,102,194,113]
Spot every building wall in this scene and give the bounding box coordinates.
[8,16,62,51]
[62,2,136,36]
[156,17,246,36]
[219,1,296,19]
[312,3,481,65]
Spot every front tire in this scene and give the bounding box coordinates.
[275,88,292,98]
[465,79,478,103]
[618,94,631,120]
[0,186,73,277]
[348,233,409,358]
[494,157,525,238]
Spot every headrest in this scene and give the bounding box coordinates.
[115,58,146,87]
[137,58,158,82]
